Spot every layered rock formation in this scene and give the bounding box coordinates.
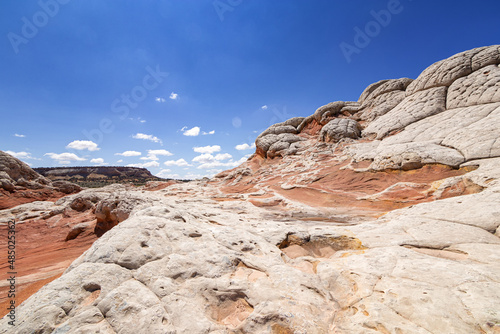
[1,45,500,333]
[34,166,167,188]
[0,151,81,210]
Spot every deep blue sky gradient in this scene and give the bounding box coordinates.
[1,0,499,178]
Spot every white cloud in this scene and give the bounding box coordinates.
[156,169,180,179]
[164,158,190,167]
[5,151,37,160]
[117,159,123,163]
[235,143,256,151]
[128,117,146,123]
[202,130,215,135]
[14,133,26,138]
[132,133,162,144]
[183,126,200,137]
[196,161,231,169]
[196,155,250,170]
[90,158,108,165]
[238,154,252,162]
[169,92,178,100]
[140,149,174,161]
[140,156,158,161]
[192,153,215,164]
[155,97,166,103]
[126,161,160,168]
[148,149,173,156]
[45,152,86,164]
[191,152,237,169]
[66,140,100,151]
[115,151,142,157]
[261,105,268,110]
[215,153,232,161]
[193,145,221,154]
[158,168,171,173]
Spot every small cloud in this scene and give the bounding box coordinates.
[215,153,232,161]
[235,143,256,151]
[66,140,100,151]
[129,117,146,123]
[115,151,142,157]
[183,126,200,137]
[14,133,26,138]
[90,158,108,166]
[195,154,250,170]
[183,172,209,180]
[192,153,215,164]
[169,92,178,100]
[117,159,123,163]
[202,130,215,135]
[196,161,229,169]
[193,145,221,154]
[261,105,268,110]
[140,149,174,161]
[156,169,180,179]
[126,161,160,168]
[164,158,190,167]
[5,151,38,160]
[148,149,173,156]
[45,152,86,164]
[132,133,162,144]
[191,153,232,164]
[155,97,166,103]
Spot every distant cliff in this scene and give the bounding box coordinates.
[34,166,165,187]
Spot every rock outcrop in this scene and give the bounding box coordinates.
[0,150,50,191]
[0,151,81,210]
[2,45,500,333]
[34,166,167,187]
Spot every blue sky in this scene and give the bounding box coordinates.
[1,0,499,179]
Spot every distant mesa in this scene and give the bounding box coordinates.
[33,166,168,188]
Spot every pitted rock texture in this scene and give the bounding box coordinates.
[363,86,448,139]
[256,133,304,158]
[319,118,361,143]
[354,89,407,122]
[405,45,500,95]
[447,64,500,109]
